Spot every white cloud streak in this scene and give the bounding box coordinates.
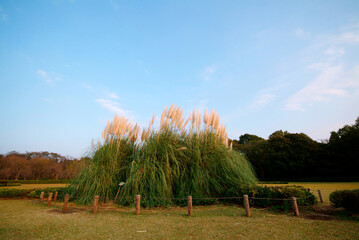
[286,22,359,111]
[324,47,345,60]
[285,64,359,110]
[107,92,119,99]
[293,28,309,39]
[251,94,277,108]
[95,99,128,116]
[202,66,216,81]
[37,70,59,86]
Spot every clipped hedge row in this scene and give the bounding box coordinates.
[0,189,33,198]
[0,187,72,200]
[0,183,21,187]
[330,189,359,212]
[0,180,70,185]
[18,180,70,184]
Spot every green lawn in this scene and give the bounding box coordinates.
[0,200,358,240]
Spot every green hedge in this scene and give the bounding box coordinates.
[0,183,21,187]
[18,180,70,184]
[330,189,359,212]
[0,180,70,185]
[220,185,316,209]
[0,189,32,198]
[168,185,316,209]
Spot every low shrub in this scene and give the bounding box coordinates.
[330,189,359,212]
[223,185,316,209]
[0,189,31,198]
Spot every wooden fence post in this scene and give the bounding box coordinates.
[188,196,193,217]
[243,195,251,217]
[136,195,141,215]
[40,191,44,202]
[54,191,58,202]
[63,194,69,211]
[93,196,99,214]
[291,197,300,216]
[47,193,53,207]
[317,190,324,203]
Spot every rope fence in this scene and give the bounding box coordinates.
[37,191,303,218]
[116,196,300,201]
[35,185,342,219]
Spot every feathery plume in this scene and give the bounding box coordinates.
[196,109,201,131]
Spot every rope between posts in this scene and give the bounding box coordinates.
[141,197,187,200]
[116,196,300,201]
[248,197,300,201]
[192,197,243,200]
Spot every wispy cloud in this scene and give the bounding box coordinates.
[107,92,119,99]
[37,70,60,86]
[284,64,359,110]
[285,21,359,111]
[324,47,345,60]
[202,66,216,81]
[95,99,128,116]
[82,84,93,90]
[43,98,53,103]
[293,28,309,39]
[137,60,150,75]
[251,93,277,109]
[335,31,359,44]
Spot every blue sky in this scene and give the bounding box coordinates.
[1,0,359,158]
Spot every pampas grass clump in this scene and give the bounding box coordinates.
[70,105,257,206]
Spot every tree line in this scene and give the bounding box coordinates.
[232,117,359,181]
[0,151,86,180]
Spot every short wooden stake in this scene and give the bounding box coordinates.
[317,190,324,203]
[188,196,193,217]
[47,193,53,207]
[63,194,69,211]
[54,191,58,202]
[243,195,251,217]
[307,188,310,192]
[114,186,121,202]
[291,197,300,216]
[93,196,99,214]
[40,191,44,202]
[136,195,141,215]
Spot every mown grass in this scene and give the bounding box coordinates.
[259,182,359,203]
[0,200,358,240]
